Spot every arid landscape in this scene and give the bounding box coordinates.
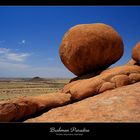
[1,22,140,122]
[0,77,70,101]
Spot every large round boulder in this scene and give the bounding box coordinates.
[59,23,124,76]
[132,41,140,63]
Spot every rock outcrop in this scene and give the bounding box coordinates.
[26,82,140,122]
[61,65,140,101]
[59,23,124,76]
[29,76,44,82]
[0,93,71,122]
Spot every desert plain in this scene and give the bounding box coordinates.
[0,77,69,101]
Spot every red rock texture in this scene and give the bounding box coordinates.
[59,23,124,76]
[126,59,138,65]
[0,93,71,122]
[61,65,140,101]
[132,41,140,63]
[26,82,140,122]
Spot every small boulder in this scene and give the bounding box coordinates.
[126,59,138,65]
[132,41,140,63]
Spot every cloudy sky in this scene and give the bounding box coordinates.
[0,6,140,78]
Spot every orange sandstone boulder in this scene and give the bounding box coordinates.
[132,41,140,63]
[59,23,124,76]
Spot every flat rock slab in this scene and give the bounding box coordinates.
[26,82,140,122]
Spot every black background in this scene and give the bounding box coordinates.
[0,122,139,138]
[0,0,140,5]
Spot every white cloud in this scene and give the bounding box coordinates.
[0,47,74,78]
[19,40,26,45]
[0,47,30,62]
[6,53,30,62]
[22,40,25,44]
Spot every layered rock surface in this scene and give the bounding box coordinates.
[0,93,71,122]
[26,82,140,122]
[61,65,140,101]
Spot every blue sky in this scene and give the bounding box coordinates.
[0,6,140,78]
